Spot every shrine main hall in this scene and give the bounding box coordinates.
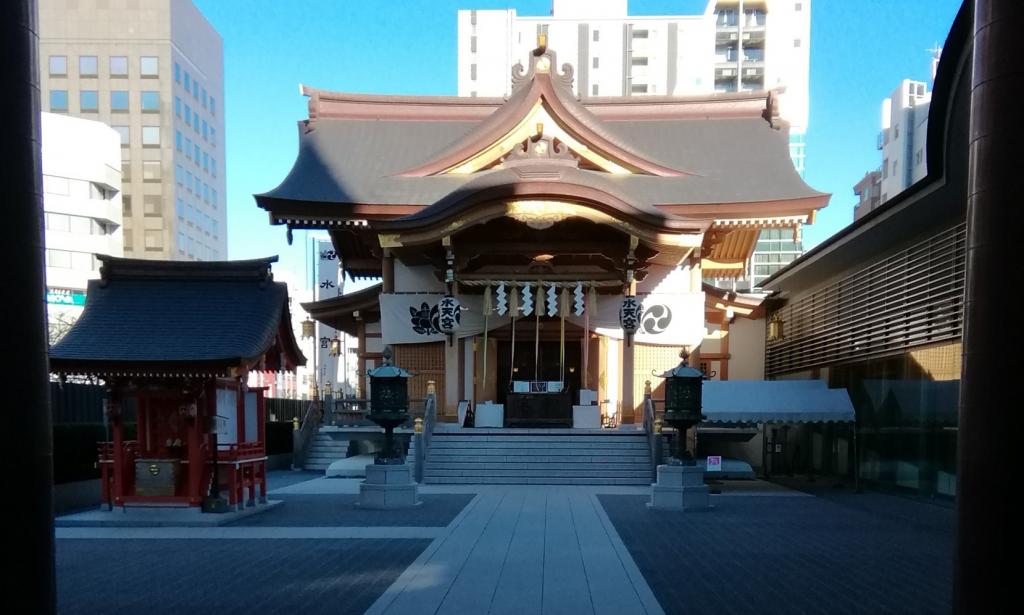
[257,40,829,427]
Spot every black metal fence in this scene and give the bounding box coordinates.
[50,382,106,424]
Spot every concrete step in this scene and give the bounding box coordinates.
[430,434,648,443]
[427,448,647,458]
[422,476,651,485]
[429,441,647,451]
[424,468,651,478]
[425,462,648,471]
[422,454,650,464]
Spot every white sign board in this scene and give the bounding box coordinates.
[706,455,722,472]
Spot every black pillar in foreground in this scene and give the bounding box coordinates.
[1,0,55,611]
[955,0,1021,611]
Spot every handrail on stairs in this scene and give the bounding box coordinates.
[642,381,662,481]
[413,382,438,483]
[291,399,323,471]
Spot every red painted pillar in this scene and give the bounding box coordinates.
[111,407,124,504]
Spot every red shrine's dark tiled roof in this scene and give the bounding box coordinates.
[49,256,305,376]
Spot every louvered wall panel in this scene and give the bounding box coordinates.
[766,223,966,376]
[392,342,446,408]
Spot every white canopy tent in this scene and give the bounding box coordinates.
[701,380,855,424]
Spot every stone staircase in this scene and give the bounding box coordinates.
[304,433,350,472]
[417,430,654,485]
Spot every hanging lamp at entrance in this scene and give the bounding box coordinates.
[620,295,643,335]
[438,294,461,334]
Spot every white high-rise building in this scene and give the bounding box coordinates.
[879,79,931,204]
[854,49,939,221]
[42,112,124,343]
[458,0,810,174]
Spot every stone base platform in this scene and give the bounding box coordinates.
[358,463,421,509]
[648,464,712,511]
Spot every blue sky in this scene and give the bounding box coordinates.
[193,0,964,288]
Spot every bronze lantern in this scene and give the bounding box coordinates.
[656,348,707,465]
[301,317,315,339]
[366,346,413,464]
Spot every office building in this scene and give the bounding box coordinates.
[39,0,225,261]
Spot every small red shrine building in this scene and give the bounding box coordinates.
[49,256,305,511]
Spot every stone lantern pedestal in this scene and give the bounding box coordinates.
[649,463,710,511]
[359,463,420,509]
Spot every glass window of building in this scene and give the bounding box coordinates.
[186,170,193,191]
[194,144,200,163]
[143,195,162,217]
[121,160,131,181]
[175,96,181,118]
[46,249,69,269]
[202,88,207,108]
[185,137,192,159]
[45,212,70,232]
[211,158,217,178]
[122,195,132,216]
[211,127,216,146]
[144,230,163,251]
[142,126,161,146]
[79,55,98,77]
[202,152,209,172]
[176,198,184,219]
[175,164,183,184]
[71,251,94,271]
[110,56,128,77]
[141,91,159,112]
[142,161,161,182]
[211,189,217,207]
[202,120,208,141]
[210,97,216,115]
[193,110,200,132]
[69,215,92,235]
[184,71,190,90]
[80,90,98,112]
[185,103,191,126]
[49,55,67,76]
[111,90,129,111]
[140,56,159,77]
[113,125,130,146]
[175,130,183,151]
[43,175,69,195]
[192,79,199,98]
[174,62,180,83]
[50,90,68,112]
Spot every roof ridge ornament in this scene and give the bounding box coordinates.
[511,41,574,95]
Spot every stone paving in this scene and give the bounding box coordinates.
[55,471,955,615]
[599,489,953,614]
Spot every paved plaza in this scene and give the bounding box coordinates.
[56,472,954,614]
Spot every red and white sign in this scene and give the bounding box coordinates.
[706,455,722,472]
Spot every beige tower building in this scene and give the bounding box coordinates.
[38,0,225,261]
